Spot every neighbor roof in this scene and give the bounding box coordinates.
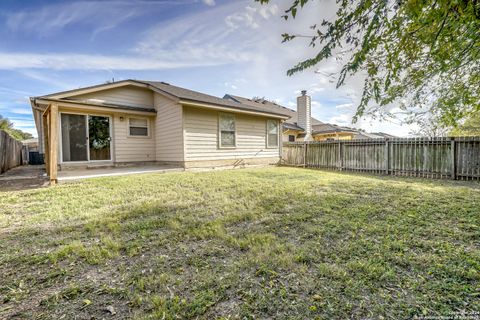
[224,94,369,136]
[312,123,358,135]
[353,132,384,139]
[369,132,397,138]
[283,122,305,131]
[224,94,324,127]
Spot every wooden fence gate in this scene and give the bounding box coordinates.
[282,137,480,180]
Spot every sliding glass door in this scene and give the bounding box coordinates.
[61,114,88,162]
[88,116,111,161]
[61,113,111,162]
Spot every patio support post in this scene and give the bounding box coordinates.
[49,104,59,185]
[42,111,50,176]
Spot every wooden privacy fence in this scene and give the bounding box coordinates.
[282,137,480,180]
[0,130,25,174]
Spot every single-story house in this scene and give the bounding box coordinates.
[30,80,291,183]
[30,80,392,184]
[224,92,360,142]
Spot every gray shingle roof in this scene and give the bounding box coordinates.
[139,81,290,118]
[224,94,324,128]
[312,123,358,134]
[224,94,369,136]
[35,80,290,119]
[353,132,384,139]
[283,122,305,131]
[369,132,397,138]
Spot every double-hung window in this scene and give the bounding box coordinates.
[129,118,149,137]
[267,120,279,147]
[219,113,236,148]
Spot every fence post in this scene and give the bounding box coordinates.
[339,141,344,171]
[385,138,390,175]
[451,137,456,180]
[336,141,340,170]
[303,142,307,168]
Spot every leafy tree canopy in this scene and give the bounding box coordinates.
[0,115,33,141]
[450,110,480,136]
[410,110,450,137]
[257,0,480,127]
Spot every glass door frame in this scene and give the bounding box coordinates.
[59,111,113,163]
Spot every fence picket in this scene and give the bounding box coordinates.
[0,130,24,174]
[282,137,480,180]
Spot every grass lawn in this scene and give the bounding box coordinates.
[0,167,479,319]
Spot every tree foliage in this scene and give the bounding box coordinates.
[410,110,450,137]
[257,0,480,126]
[0,115,33,141]
[450,110,480,136]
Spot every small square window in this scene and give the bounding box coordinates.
[129,118,149,137]
[288,135,295,142]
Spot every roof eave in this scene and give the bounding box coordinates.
[36,80,148,100]
[179,99,290,120]
[313,129,356,135]
[32,98,157,115]
[30,98,44,137]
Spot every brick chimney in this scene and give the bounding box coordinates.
[297,90,312,141]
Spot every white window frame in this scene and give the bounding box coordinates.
[266,119,279,148]
[128,117,150,138]
[59,111,113,164]
[218,112,236,149]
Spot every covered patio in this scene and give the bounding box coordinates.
[33,99,160,185]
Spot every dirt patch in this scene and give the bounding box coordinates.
[0,165,48,191]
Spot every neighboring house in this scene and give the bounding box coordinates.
[22,138,39,152]
[30,80,289,183]
[311,123,358,141]
[225,92,359,142]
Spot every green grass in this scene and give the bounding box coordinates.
[0,167,479,319]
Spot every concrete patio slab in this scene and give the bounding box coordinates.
[57,165,184,181]
[0,165,48,191]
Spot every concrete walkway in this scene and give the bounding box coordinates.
[0,165,48,191]
[57,165,184,181]
[0,164,184,190]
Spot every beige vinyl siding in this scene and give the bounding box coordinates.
[69,85,154,108]
[113,114,156,162]
[184,106,280,161]
[154,93,184,162]
[33,108,45,154]
[56,106,155,163]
